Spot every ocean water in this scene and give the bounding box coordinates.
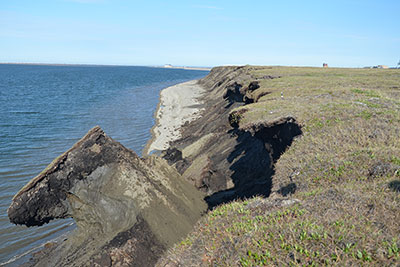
[0,64,208,265]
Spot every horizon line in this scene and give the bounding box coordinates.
[0,62,213,70]
[1,62,398,70]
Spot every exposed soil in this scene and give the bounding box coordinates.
[89,216,165,267]
[163,67,302,208]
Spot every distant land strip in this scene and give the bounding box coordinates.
[0,62,212,71]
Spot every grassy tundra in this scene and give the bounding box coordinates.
[158,66,400,266]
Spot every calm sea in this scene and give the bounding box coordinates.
[0,64,208,265]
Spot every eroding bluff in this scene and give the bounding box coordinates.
[8,126,207,266]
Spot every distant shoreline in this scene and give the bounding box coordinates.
[159,65,212,71]
[0,62,212,71]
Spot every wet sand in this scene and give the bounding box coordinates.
[143,80,205,155]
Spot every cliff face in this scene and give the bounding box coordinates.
[8,66,302,266]
[163,66,301,208]
[8,126,206,266]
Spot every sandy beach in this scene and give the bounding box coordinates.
[144,80,205,154]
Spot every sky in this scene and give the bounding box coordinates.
[0,0,399,67]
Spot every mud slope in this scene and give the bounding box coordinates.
[8,126,207,266]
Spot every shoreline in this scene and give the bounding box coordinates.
[143,80,206,155]
[143,97,162,156]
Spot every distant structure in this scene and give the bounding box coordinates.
[365,65,390,69]
[164,64,173,68]
[373,65,389,69]
[323,63,328,68]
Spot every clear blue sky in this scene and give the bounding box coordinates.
[1,0,399,67]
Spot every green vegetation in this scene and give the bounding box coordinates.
[158,66,400,266]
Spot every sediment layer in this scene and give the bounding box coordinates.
[8,126,206,266]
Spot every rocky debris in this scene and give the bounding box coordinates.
[8,126,207,266]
